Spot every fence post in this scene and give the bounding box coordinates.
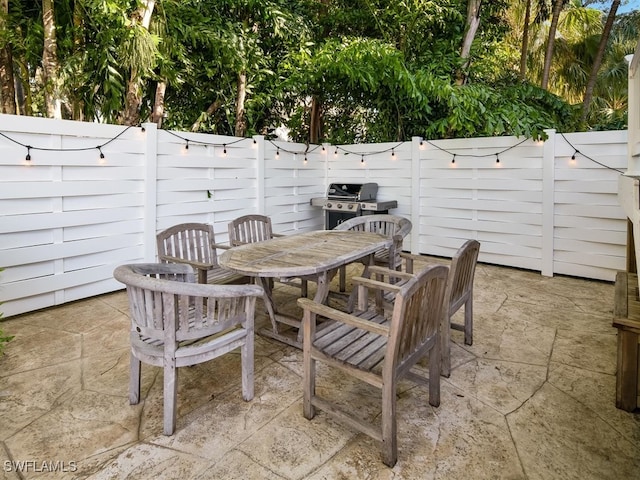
[143,122,157,262]
[255,135,266,214]
[411,137,422,254]
[542,129,556,277]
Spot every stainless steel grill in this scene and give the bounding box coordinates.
[311,182,398,229]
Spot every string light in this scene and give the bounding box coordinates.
[391,148,396,159]
[275,147,280,159]
[496,154,500,164]
[334,148,338,157]
[223,144,227,156]
[571,150,578,160]
[451,154,456,164]
[185,139,189,150]
[0,126,134,164]
[361,154,365,164]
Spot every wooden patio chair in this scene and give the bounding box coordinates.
[333,214,412,292]
[156,222,247,285]
[402,239,480,377]
[113,262,264,435]
[228,214,307,296]
[297,263,448,467]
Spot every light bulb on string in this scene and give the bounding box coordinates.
[25,146,32,162]
[334,148,338,157]
[222,144,227,156]
[451,154,456,164]
[275,148,280,159]
[391,148,396,159]
[185,139,190,150]
[571,150,578,161]
[361,154,365,165]
[495,154,500,164]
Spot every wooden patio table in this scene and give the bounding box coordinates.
[219,229,393,348]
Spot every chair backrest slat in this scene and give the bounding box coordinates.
[114,263,263,345]
[387,264,448,372]
[228,214,274,247]
[157,223,218,265]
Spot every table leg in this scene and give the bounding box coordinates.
[296,268,338,344]
[257,277,279,334]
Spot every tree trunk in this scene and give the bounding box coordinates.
[0,0,16,114]
[235,71,247,137]
[71,0,84,120]
[121,0,156,125]
[191,99,222,132]
[309,96,322,144]
[15,59,30,115]
[581,0,620,123]
[456,0,483,86]
[42,0,61,118]
[541,0,563,90]
[519,0,532,81]
[151,81,166,128]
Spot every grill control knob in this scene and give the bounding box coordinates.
[326,202,332,209]
[348,203,354,210]
[337,203,343,209]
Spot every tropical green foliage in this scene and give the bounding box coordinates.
[0,0,638,142]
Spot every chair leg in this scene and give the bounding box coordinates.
[429,340,441,407]
[464,298,473,346]
[163,360,178,435]
[440,313,452,378]
[339,266,346,292]
[129,352,141,405]
[241,334,254,401]
[303,312,316,420]
[301,280,308,298]
[381,379,398,467]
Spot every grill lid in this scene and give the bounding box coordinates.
[327,182,377,201]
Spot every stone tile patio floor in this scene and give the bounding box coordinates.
[1,258,639,479]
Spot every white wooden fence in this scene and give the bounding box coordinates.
[0,114,628,317]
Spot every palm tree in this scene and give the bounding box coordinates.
[541,0,565,90]
[0,0,16,114]
[581,0,621,123]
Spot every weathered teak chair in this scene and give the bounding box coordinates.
[297,263,448,467]
[156,222,246,285]
[402,239,480,377]
[113,262,264,435]
[228,214,307,296]
[228,214,281,246]
[333,214,412,292]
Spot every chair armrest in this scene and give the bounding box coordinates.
[399,252,424,274]
[211,242,231,251]
[366,266,415,282]
[158,254,214,271]
[297,298,390,337]
[272,233,285,238]
[351,275,405,294]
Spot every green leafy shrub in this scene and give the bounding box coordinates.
[0,268,14,355]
